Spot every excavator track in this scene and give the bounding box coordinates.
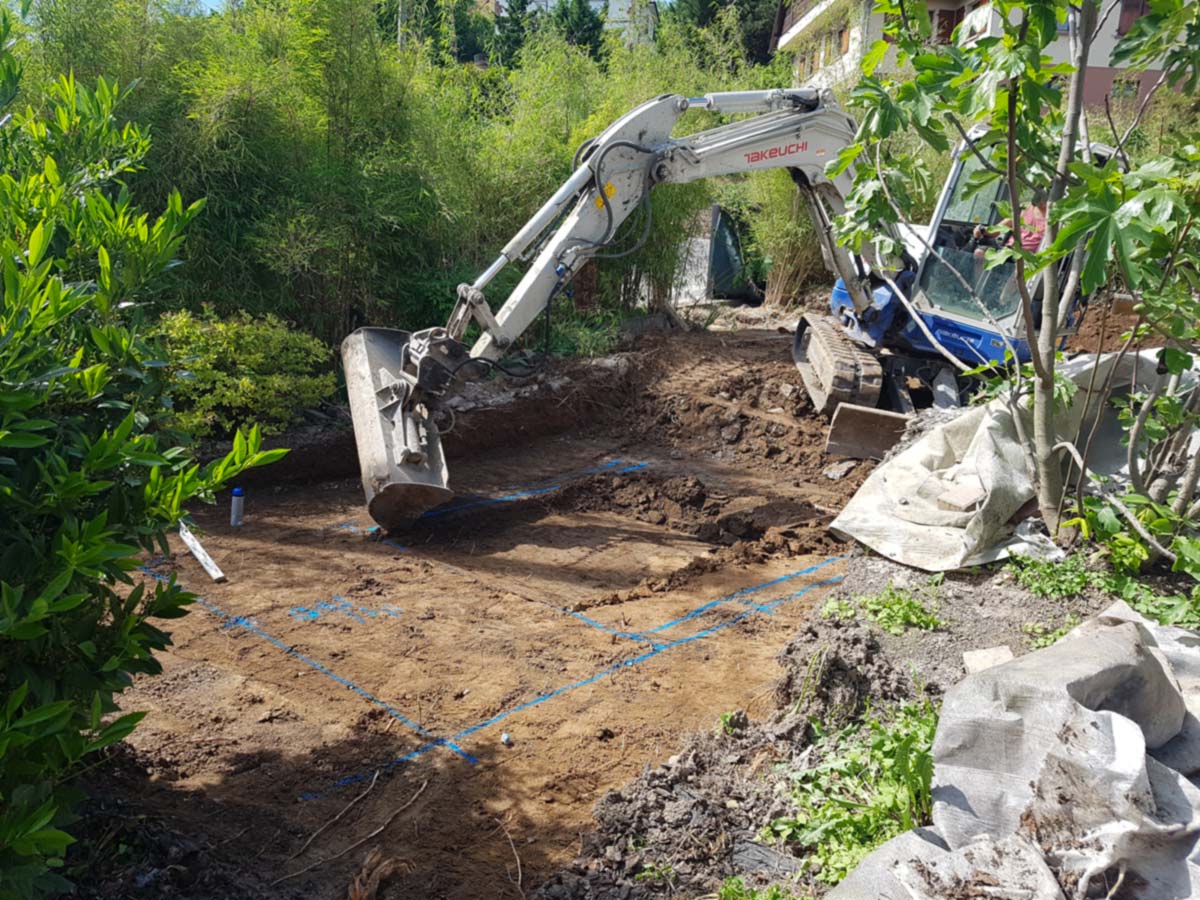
[792,314,883,415]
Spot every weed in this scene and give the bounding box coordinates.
[822,580,944,636]
[820,598,857,623]
[1022,614,1081,649]
[717,876,808,900]
[768,698,939,885]
[858,583,945,635]
[634,861,676,885]
[1004,554,1091,600]
[1006,555,1200,629]
[1094,571,1200,629]
[719,711,737,735]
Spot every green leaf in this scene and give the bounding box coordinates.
[862,40,889,76]
[13,701,72,730]
[27,221,50,267]
[88,711,146,751]
[1162,348,1193,375]
[0,431,50,449]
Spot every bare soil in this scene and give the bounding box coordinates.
[71,329,869,900]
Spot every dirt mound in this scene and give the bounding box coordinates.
[774,619,913,730]
[534,619,910,899]
[549,473,820,544]
[624,334,837,475]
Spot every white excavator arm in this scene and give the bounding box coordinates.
[342,87,891,528]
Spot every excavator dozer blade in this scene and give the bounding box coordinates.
[342,327,453,530]
[825,403,910,460]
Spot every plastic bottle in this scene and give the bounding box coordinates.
[230,487,245,527]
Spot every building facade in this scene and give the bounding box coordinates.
[771,0,1160,105]
[512,0,659,43]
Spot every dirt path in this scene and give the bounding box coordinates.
[80,329,867,900]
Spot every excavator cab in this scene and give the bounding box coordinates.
[797,138,1091,460]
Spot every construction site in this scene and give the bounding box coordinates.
[100,325,861,897]
[5,2,1199,897]
[62,297,1197,900]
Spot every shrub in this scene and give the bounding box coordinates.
[155,310,337,438]
[768,699,938,884]
[0,28,281,897]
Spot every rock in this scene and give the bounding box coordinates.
[669,449,684,460]
[720,423,742,444]
[778,383,797,399]
[962,645,1014,673]
[731,840,802,879]
[823,459,857,481]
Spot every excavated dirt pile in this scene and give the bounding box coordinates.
[536,622,912,900]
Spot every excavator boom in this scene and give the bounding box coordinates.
[342,88,900,529]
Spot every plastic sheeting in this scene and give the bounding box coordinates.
[828,602,1200,900]
[830,351,1200,571]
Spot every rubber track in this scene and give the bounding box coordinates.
[795,314,882,415]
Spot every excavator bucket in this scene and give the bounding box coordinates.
[341,327,453,530]
[825,403,910,461]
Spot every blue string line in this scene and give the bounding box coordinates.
[554,608,659,648]
[137,566,478,765]
[645,557,842,635]
[304,568,846,799]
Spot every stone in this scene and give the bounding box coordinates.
[963,645,1014,674]
[823,460,857,481]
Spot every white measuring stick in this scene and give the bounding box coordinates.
[177,521,227,583]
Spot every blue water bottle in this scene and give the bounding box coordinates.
[230,487,245,527]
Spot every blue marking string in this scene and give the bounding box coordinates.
[555,608,659,648]
[305,566,846,798]
[645,557,843,635]
[137,566,478,765]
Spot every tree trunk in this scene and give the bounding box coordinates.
[1035,0,1098,531]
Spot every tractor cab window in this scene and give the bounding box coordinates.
[915,152,1022,321]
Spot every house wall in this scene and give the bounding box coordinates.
[779,0,1162,104]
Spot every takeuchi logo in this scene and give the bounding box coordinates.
[744,141,808,164]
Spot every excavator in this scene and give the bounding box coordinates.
[342,87,1080,530]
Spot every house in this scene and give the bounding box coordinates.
[604,0,660,44]
[509,0,659,42]
[771,0,1162,104]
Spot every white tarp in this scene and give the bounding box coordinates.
[830,351,1198,571]
[829,602,1200,900]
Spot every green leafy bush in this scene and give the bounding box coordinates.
[0,28,280,897]
[154,309,337,438]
